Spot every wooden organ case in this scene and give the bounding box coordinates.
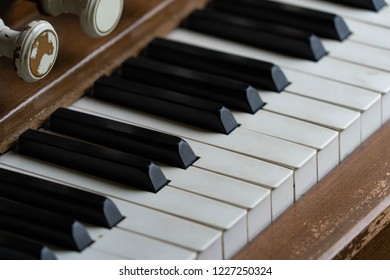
[0,0,390,259]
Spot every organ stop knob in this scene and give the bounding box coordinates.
[0,18,59,82]
[39,0,124,38]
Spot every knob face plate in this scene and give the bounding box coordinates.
[82,0,123,37]
[14,21,59,82]
[95,0,123,34]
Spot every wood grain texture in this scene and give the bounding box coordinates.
[234,121,390,259]
[352,217,390,259]
[0,0,209,153]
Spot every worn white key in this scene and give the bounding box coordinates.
[72,97,317,200]
[261,92,361,161]
[284,69,382,141]
[163,166,271,241]
[0,161,224,259]
[54,247,124,260]
[40,217,199,260]
[189,140,294,219]
[168,29,390,123]
[88,227,197,260]
[55,108,292,220]
[274,0,390,29]
[236,110,339,179]
[0,152,247,259]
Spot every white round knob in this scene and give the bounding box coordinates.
[41,0,123,38]
[0,19,59,82]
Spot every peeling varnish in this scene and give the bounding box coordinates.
[29,31,55,77]
[291,172,390,259]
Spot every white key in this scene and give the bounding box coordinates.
[261,92,361,161]
[236,110,339,179]
[324,39,390,74]
[383,92,390,122]
[0,153,247,259]
[284,69,382,141]
[54,247,124,260]
[273,0,390,29]
[111,198,223,260]
[71,97,317,200]
[168,29,390,123]
[88,227,197,260]
[189,140,294,219]
[163,166,271,241]
[273,1,390,52]
[20,125,272,241]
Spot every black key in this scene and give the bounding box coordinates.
[0,232,57,260]
[0,198,93,251]
[121,57,264,113]
[93,76,238,135]
[0,168,124,228]
[324,0,386,11]
[18,129,168,193]
[143,38,289,92]
[210,0,351,41]
[181,9,327,61]
[50,108,198,169]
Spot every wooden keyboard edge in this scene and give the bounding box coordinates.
[234,120,390,260]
